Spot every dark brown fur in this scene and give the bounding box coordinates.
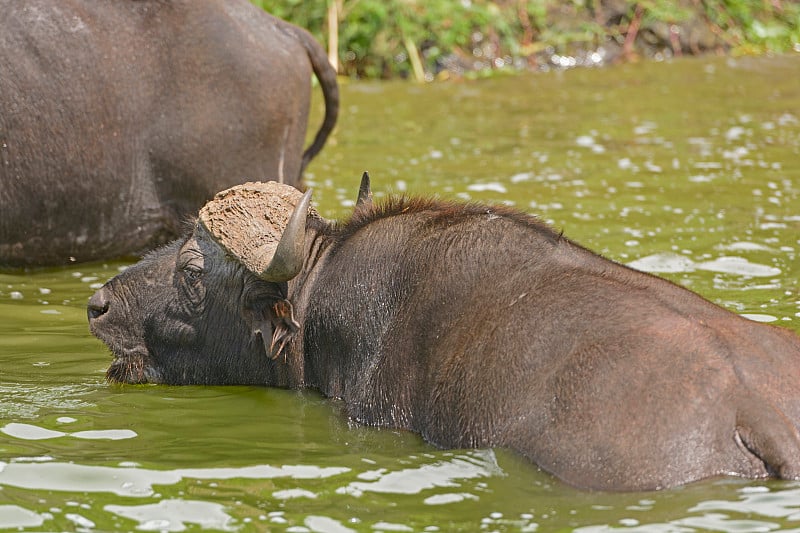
[340,196,563,246]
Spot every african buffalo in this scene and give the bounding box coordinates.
[87,176,800,491]
[0,0,338,267]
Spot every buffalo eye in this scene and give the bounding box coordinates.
[181,263,203,283]
[177,245,205,286]
[177,256,206,307]
[176,237,208,308]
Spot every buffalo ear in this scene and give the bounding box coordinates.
[243,304,274,359]
[268,299,300,360]
[244,299,299,361]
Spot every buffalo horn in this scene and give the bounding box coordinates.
[257,189,312,282]
[356,171,373,207]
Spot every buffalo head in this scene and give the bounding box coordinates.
[88,182,313,385]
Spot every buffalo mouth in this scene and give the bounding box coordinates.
[106,353,163,384]
[96,340,162,384]
[89,318,161,384]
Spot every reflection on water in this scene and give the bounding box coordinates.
[1,54,800,531]
[0,384,96,419]
[0,451,506,530]
[0,460,351,496]
[575,484,800,532]
[1,422,136,441]
[628,253,782,277]
[105,500,236,532]
[0,506,45,530]
[692,485,800,519]
[336,449,501,497]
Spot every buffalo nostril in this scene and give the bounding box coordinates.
[87,300,109,320]
[87,290,110,320]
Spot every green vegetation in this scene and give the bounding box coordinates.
[253,0,800,79]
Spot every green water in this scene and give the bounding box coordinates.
[2,55,800,531]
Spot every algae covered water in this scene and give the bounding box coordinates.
[2,55,800,531]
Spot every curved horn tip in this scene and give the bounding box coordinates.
[258,189,313,282]
[292,188,312,214]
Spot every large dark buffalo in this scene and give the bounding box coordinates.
[87,177,800,491]
[0,0,338,267]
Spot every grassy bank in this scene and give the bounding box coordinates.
[254,0,799,80]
